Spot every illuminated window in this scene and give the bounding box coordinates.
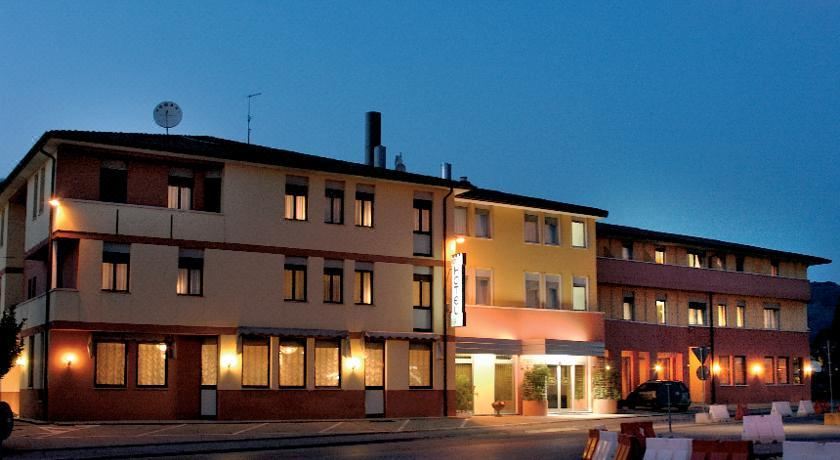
[101,242,130,292]
[687,250,704,268]
[413,271,433,331]
[284,259,307,302]
[792,357,803,384]
[454,206,467,235]
[315,340,340,388]
[242,338,269,387]
[736,302,746,328]
[475,209,491,238]
[763,356,775,384]
[201,341,218,387]
[324,184,344,224]
[95,342,126,387]
[776,357,789,384]
[655,248,666,264]
[413,199,432,256]
[524,214,539,243]
[717,304,727,327]
[354,186,374,227]
[279,339,305,388]
[622,293,635,321]
[544,217,559,245]
[167,169,193,210]
[525,273,540,307]
[572,277,587,311]
[284,177,308,221]
[365,340,385,388]
[137,343,167,387]
[571,221,586,248]
[717,356,731,385]
[656,299,667,324]
[354,263,373,305]
[408,342,432,388]
[323,261,343,304]
[621,243,633,260]
[176,249,203,295]
[688,302,706,326]
[733,356,746,385]
[763,305,780,330]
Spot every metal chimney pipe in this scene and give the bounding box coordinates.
[374,145,387,168]
[441,162,452,180]
[365,111,381,166]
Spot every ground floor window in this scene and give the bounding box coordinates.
[776,357,789,384]
[315,340,341,388]
[763,356,775,384]
[365,341,385,388]
[716,355,731,385]
[137,343,168,387]
[201,340,218,387]
[494,356,515,412]
[95,342,126,387]
[408,342,432,388]
[242,338,269,387]
[733,356,746,385]
[792,357,803,384]
[279,339,306,388]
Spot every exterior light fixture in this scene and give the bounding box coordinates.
[804,364,813,375]
[63,352,77,367]
[750,363,763,376]
[455,237,465,244]
[654,364,663,373]
[157,343,168,352]
[347,356,361,371]
[221,354,236,370]
[712,363,721,375]
[605,364,611,371]
[49,198,61,208]
[15,356,26,367]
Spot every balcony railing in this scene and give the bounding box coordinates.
[454,304,605,343]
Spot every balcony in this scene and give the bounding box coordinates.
[597,257,811,301]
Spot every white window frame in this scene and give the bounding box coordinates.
[524,272,540,308]
[474,268,493,306]
[544,274,561,310]
[474,208,491,239]
[571,220,587,248]
[572,276,588,311]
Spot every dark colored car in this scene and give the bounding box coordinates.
[620,380,691,412]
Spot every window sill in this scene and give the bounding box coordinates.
[136,386,169,390]
[409,386,433,390]
[413,253,433,257]
[355,303,375,307]
[177,293,203,297]
[94,386,127,390]
[325,221,344,225]
[101,290,131,294]
[324,301,344,305]
[314,386,342,390]
[284,299,308,303]
[355,225,375,229]
[543,242,561,247]
[285,219,309,223]
[524,240,541,245]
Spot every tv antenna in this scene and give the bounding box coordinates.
[153,101,182,134]
[247,92,262,144]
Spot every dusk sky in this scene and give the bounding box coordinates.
[1,2,838,281]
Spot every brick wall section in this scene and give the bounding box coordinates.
[55,151,99,200]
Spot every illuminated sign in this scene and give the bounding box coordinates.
[451,253,466,327]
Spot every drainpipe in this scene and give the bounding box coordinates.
[39,148,57,420]
[708,291,715,405]
[441,184,454,417]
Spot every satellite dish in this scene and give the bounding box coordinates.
[153,101,182,133]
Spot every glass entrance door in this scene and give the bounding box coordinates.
[559,365,572,409]
[547,365,559,409]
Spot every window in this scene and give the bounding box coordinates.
[710,254,725,270]
[770,260,780,276]
[354,262,373,305]
[284,259,307,302]
[413,199,432,256]
[26,277,37,299]
[717,356,731,385]
[100,160,127,203]
[475,208,490,238]
[572,277,587,311]
[735,255,745,272]
[315,340,340,388]
[763,356,775,384]
[656,299,667,324]
[687,250,703,268]
[101,242,130,292]
[622,293,635,321]
[38,166,46,215]
[324,183,344,224]
[55,238,79,289]
[365,341,385,388]
[201,341,218,387]
[413,272,433,331]
[475,270,491,305]
[524,273,540,307]
[408,342,432,388]
[95,342,126,387]
[354,186,374,227]
[524,214,539,243]
[453,206,467,235]
[621,243,633,260]
[717,304,727,327]
[323,261,343,304]
[31,168,41,220]
[792,357,803,384]
[763,305,780,330]
[545,275,560,310]
[200,170,222,213]
[177,248,203,295]
[543,217,559,245]
[278,339,306,388]
[167,169,193,210]
[688,302,706,326]
[733,356,746,385]
[655,248,665,264]
[284,177,308,221]
[736,302,746,328]
[571,221,586,247]
[242,338,269,387]
[777,357,789,384]
[137,343,167,387]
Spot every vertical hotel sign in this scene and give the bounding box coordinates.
[451,253,466,327]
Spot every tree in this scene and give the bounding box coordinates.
[0,304,25,380]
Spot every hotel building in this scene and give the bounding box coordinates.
[597,223,830,405]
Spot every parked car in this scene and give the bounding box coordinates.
[620,380,690,412]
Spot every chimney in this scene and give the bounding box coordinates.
[394,154,406,172]
[441,162,452,180]
[365,111,381,166]
[374,145,387,168]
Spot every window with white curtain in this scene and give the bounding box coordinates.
[323,260,343,304]
[284,258,307,302]
[101,242,130,292]
[622,293,635,320]
[365,341,384,388]
[413,271,433,331]
[524,214,539,243]
[572,277,587,310]
[284,176,308,221]
[167,168,193,210]
[279,338,306,388]
[354,262,373,305]
[315,340,340,387]
[355,185,374,227]
[453,206,467,235]
[177,248,203,295]
[736,302,746,328]
[201,341,218,387]
[95,342,126,387]
[241,338,269,387]
[408,342,432,388]
[763,305,780,329]
[137,343,167,387]
[656,299,667,324]
[688,302,707,325]
[717,304,728,327]
[324,181,344,224]
[687,251,704,268]
[571,221,586,247]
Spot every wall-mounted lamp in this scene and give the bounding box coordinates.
[63,352,77,367]
[654,364,663,373]
[15,356,26,367]
[346,356,361,371]
[221,354,236,370]
[750,363,764,376]
[157,343,168,352]
[712,363,722,375]
[605,364,611,371]
[455,237,465,244]
[49,198,61,208]
[804,364,813,375]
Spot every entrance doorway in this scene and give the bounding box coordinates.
[455,358,474,414]
[546,363,588,412]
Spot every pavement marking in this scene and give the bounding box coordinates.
[396,419,411,432]
[231,422,269,436]
[459,419,470,428]
[319,421,344,433]
[36,425,98,439]
[135,423,187,437]
[525,427,578,434]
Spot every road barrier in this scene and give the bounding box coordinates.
[742,413,784,444]
[826,413,840,425]
[641,437,691,460]
[734,404,749,421]
[709,404,731,422]
[582,429,601,460]
[770,401,793,417]
[691,439,753,460]
[592,430,618,460]
[783,440,840,459]
[797,400,815,416]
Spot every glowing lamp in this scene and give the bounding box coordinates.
[63,352,77,367]
[455,237,465,244]
[49,198,61,208]
[712,363,722,375]
[346,356,361,370]
[654,364,663,373]
[750,363,764,376]
[605,364,611,371]
[157,343,168,352]
[804,364,813,375]
[221,354,236,370]
[15,356,26,367]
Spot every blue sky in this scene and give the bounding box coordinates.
[1,2,838,280]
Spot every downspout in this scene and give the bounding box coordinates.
[441,184,454,417]
[708,291,715,405]
[39,148,57,420]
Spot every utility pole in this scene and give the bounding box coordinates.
[829,339,835,412]
[247,92,262,144]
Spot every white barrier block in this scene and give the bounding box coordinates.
[797,400,815,416]
[784,440,840,459]
[643,438,692,460]
[695,412,711,424]
[592,430,617,460]
[771,401,793,417]
[709,404,731,422]
[742,414,785,444]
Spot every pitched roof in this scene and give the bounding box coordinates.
[2,130,469,192]
[597,222,831,266]
[455,187,609,218]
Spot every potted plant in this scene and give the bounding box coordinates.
[521,364,552,416]
[593,358,621,414]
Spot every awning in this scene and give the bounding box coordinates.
[454,337,522,355]
[364,330,440,341]
[522,338,605,356]
[238,327,348,339]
